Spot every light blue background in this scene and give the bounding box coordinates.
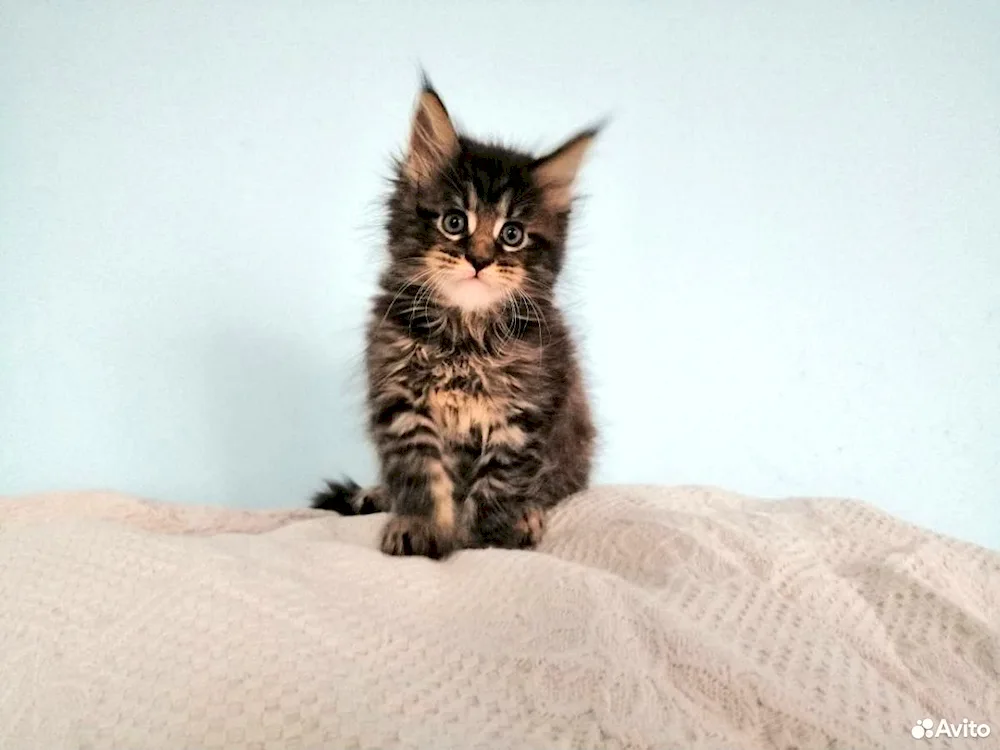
[2,2,998,549]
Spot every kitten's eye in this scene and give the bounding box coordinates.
[440,210,467,236]
[499,221,525,249]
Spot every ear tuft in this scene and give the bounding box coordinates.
[531,123,602,212]
[404,78,460,184]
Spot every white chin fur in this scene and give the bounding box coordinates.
[441,278,504,311]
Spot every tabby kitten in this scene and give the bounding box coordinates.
[312,77,598,559]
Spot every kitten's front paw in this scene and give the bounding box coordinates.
[380,515,456,559]
[513,506,546,548]
[472,505,547,550]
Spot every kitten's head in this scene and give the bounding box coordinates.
[383,78,598,316]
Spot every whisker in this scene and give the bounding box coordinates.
[495,291,516,350]
[376,266,436,332]
[515,287,549,359]
[410,267,449,335]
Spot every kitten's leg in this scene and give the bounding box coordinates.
[473,501,547,549]
[311,480,389,515]
[370,388,458,559]
[465,422,547,550]
[472,373,595,549]
[513,505,546,546]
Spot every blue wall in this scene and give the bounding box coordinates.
[2,2,998,549]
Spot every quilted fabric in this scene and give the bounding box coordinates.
[1,485,998,749]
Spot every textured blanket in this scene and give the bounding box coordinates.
[1,486,997,750]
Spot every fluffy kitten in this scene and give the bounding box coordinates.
[312,77,598,559]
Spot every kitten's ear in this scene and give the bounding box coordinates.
[531,125,601,212]
[404,79,460,184]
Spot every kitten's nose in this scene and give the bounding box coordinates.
[466,254,493,273]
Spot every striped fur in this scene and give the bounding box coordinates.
[313,78,598,558]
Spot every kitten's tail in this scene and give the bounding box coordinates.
[311,479,389,515]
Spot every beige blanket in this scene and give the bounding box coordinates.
[1,485,997,750]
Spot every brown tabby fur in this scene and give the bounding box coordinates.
[312,77,599,559]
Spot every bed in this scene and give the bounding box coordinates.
[1,485,997,749]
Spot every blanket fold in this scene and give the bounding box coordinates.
[1,485,997,750]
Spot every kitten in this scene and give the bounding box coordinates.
[312,77,598,559]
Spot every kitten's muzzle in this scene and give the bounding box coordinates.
[466,253,493,273]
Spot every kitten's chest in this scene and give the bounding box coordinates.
[415,348,526,442]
